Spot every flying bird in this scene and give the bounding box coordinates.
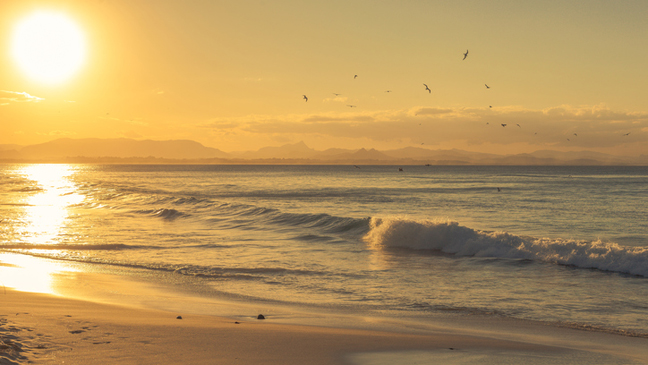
[623,132,631,136]
[333,93,341,96]
[573,133,578,136]
[516,124,521,128]
[423,84,431,93]
[501,124,507,127]
[385,90,392,93]
[303,95,308,102]
[463,50,469,60]
[485,84,490,89]
[347,105,357,108]
[489,105,492,108]
[354,74,358,79]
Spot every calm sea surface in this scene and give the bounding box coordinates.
[1,164,647,336]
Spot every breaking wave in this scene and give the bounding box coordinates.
[365,217,648,277]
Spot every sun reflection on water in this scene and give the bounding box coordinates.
[18,164,85,245]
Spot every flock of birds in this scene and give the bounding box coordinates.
[302,50,485,111]
[301,49,634,142]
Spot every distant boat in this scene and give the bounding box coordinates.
[398,167,403,171]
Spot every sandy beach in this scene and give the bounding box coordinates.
[0,288,534,365]
[2,253,647,365]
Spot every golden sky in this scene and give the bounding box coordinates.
[1,0,647,155]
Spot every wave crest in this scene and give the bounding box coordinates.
[365,217,648,277]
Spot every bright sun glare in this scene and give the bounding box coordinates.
[11,11,86,84]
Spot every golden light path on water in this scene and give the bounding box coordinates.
[1,164,84,294]
[19,164,85,245]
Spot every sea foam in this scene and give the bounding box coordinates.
[365,217,648,277]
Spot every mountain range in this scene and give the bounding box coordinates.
[1,138,646,165]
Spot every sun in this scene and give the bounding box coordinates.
[11,11,86,85]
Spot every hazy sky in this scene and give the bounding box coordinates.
[1,0,647,155]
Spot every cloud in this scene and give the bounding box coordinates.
[99,114,149,126]
[412,107,454,116]
[322,96,348,103]
[37,130,76,137]
[198,104,648,151]
[0,90,44,103]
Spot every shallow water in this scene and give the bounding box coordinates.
[1,164,647,336]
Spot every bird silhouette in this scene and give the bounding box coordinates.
[333,93,341,96]
[516,124,521,128]
[347,105,357,108]
[623,132,631,136]
[354,74,358,79]
[485,84,490,89]
[463,50,469,60]
[501,124,507,127]
[303,95,308,102]
[423,84,431,93]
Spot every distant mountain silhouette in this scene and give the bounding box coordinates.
[232,141,318,159]
[327,148,396,161]
[10,138,229,160]
[1,138,646,165]
[0,144,23,151]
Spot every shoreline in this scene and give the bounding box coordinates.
[2,252,648,364]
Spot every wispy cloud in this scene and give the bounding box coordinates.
[0,90,44,103]
[99,114,149,126]
[37,130,76,137]
[322,96,348,103]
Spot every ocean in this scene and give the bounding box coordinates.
[1,164,647,337]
